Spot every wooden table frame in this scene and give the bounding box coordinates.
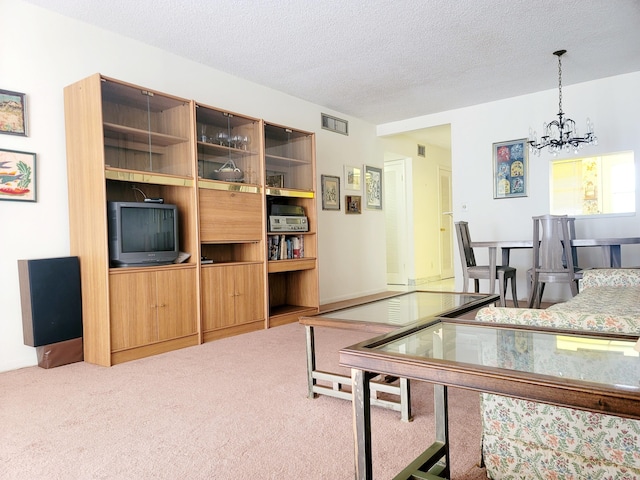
[340,318,640,480]
[299,291,499,422]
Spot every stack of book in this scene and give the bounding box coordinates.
[268,235,304,260]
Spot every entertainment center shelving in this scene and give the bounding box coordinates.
[64,74,318,366]
[264,123,318,326]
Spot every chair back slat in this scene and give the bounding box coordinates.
[532,215,577,274]
[455,221,476,267]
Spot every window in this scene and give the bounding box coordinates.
[550,152,635,215]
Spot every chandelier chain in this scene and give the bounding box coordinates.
[557,54,563,115]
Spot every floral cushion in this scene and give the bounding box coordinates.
[476,271,640,480]
[482,427,640,480]
[580,268,640,290]
[481,395,640,478]
[475,306,640,333]
[548,285,640,318]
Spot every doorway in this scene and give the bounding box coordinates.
[384,158,409,285]
[439,166,454,278]
[382,124,452,287]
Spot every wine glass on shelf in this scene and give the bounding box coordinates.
[214,130,229,146]
[199,124,208,143]
[230,134,244,149]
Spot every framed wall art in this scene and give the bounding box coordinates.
[345,195,362,214]
[493,138,527,199]
[266,171,285,188]
[321,174,340,210]
[0,148,36,202]
[0,89,27,136]
[364,165,383,210]
[344,165,361,191]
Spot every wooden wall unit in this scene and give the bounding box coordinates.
[196,102,267,341]
[265,123,319,326]
[64,74,318,366]
[65,74,200,366]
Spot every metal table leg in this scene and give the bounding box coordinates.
[352,368,374,480]
[390,385,450,480]
[305,324,411,420]
[305,325,317,399]
[434,384,450,478]
[399,377,411,422]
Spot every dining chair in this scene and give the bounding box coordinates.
[528,214,582,308]
[454,221,518,307]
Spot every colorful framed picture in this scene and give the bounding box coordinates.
[364,165,383,210]
[344,165,361,191]
[0,89,27,136]
[321,174,340,210]
[345,195,362,214]
[0,148,36,202]
[493,138,527,199]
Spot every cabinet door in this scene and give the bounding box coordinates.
[156,268,198,341]
[234,264,265,325]
[201,265,235,330]
[101,79,193,177]
[199,189,262,242]
[110,271,157,350]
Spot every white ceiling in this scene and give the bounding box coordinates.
[25,0,640,130]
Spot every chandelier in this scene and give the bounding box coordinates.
[528,50,597,156]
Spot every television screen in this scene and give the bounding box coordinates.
[108,202,179,267]
[121,206,176,253]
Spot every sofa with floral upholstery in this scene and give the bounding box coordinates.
[474,268,640,479]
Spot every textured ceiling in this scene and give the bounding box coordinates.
[24,0,640,126]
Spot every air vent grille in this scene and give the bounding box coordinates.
[417,144,426,157]
[321,113,348,136]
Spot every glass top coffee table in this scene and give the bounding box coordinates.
[298,290,499,421]
[340,318,640,479]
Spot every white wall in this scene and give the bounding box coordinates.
[379,72,640,300]
[0,0,386,372]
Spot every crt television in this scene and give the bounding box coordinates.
[107,201,179,267]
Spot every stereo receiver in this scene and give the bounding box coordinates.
[269,204,309,232]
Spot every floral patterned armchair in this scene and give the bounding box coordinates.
[475,269,640,479]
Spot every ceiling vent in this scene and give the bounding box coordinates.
[321,113,348,135]
[417,144,426,157]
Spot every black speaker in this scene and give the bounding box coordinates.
[18,256,83,347]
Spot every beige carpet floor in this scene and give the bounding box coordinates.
[0,322,488,479]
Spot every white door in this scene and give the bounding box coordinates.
[439,167,454,278]
[384,159,408,285]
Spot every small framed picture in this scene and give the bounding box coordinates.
[321,174,340,210]
[364,165,383,210]
[266,171,285,188]
[0,148,36,202]
[0,89,27,136]
[345,195,362,214]
[344,165,361,191]
[493,138,528,199]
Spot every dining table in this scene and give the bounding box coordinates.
[470,236,640,295]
